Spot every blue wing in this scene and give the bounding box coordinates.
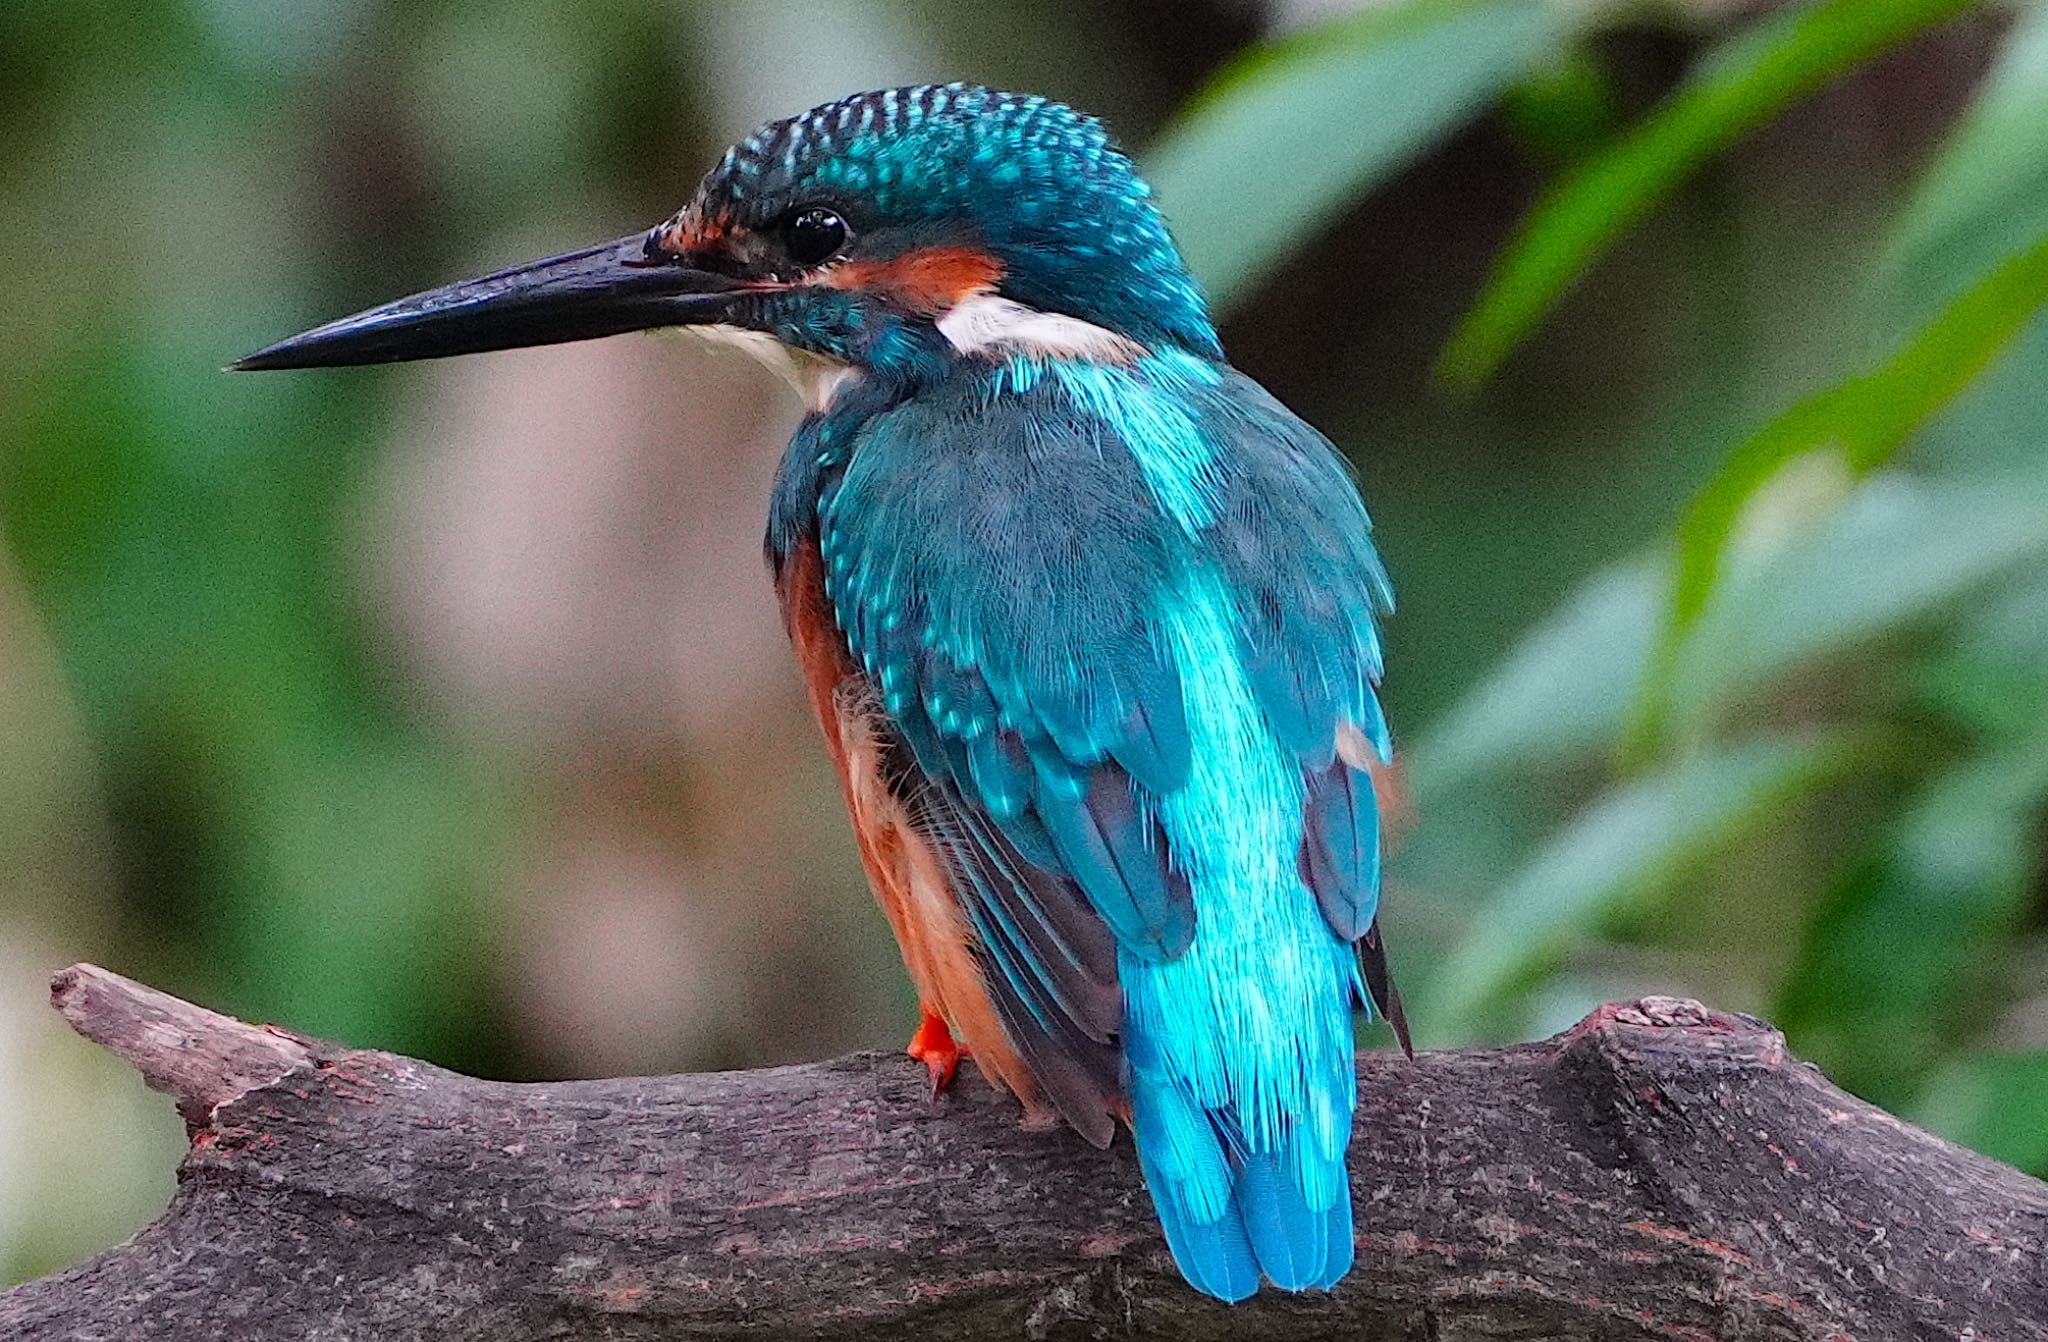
[822,374,1199,962]
[817,350,1394,1299]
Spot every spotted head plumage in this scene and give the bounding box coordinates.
[650,84,1219,361]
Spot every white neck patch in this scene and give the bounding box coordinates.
[937,294,1142,363]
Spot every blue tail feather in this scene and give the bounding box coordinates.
[1130,1060,1355,1301]
[1153,1188,1261,1304]
[1235,1148,1353,1290]
[1130,1071,1257,1302]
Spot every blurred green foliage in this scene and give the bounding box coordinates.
[3,0,2046,1286]
[1151,0,1568,309]
[1438,0,1984,385]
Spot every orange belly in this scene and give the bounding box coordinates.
[777,537,1045,1116]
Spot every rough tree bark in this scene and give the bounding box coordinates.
[4,966,2043,1340]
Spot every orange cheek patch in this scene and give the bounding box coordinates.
[824,246,1004,313]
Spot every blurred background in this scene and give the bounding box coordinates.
[5,0,2047,1283]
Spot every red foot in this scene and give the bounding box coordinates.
[907,1010,968,1098]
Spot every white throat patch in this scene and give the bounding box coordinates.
[937,295,1142,362]
[685,324,859,414]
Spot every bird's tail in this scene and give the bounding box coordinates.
[1123,985,1356,1302]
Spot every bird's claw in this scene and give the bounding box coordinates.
[907,1010,967,1100]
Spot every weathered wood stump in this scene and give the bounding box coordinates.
[4,964,2043,1339]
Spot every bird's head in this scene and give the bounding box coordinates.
[236,85,1218,386]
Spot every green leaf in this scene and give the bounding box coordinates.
[1888,0,2048,312]
[1498,41,1623,165]
[1911,1051,2048,1176]
[1439,0,1983,386]
[1776,715,2048,1109]
[1410,467,2048,799]
[1408,560,1659,798]
[1621,233,2048,765]
[1148,0,1565,312]
[1674,470,2048,727]
[1416,732,1862,1039]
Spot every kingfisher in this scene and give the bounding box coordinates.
[236,83,1406,1302]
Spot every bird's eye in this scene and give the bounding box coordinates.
[783,206,849,267]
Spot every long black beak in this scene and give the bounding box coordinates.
[232,234,742,371]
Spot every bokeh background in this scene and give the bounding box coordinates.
[5,0,2047,1283]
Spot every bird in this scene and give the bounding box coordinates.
[236,82,1407,1303]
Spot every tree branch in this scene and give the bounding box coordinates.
[6,965,2044,1340]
